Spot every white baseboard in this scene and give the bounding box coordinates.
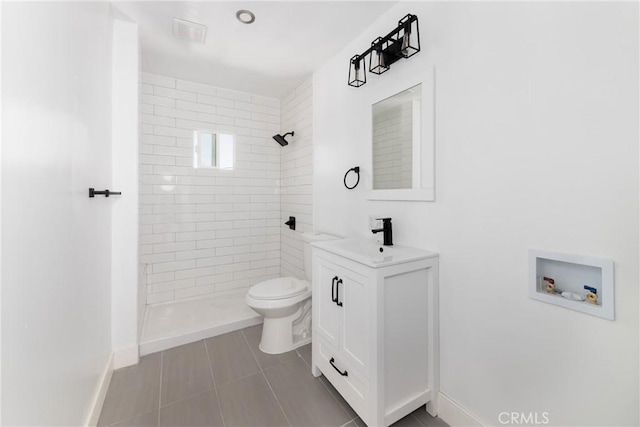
[438,392,487,427]
[113,344,139,369]
[85,352,114,427]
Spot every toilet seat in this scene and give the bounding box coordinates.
[245,232,340,354]
[248,277,308,300]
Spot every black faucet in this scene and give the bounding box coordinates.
[371,218,393,246]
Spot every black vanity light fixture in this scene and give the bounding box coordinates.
[273,131,294,146]
[347,13,420,88]
[369,37,390,75]
[348,55,367,88]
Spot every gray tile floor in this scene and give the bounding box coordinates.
[98,324,449,427]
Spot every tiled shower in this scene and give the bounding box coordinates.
[138,72,314,347]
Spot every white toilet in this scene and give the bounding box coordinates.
[246,232,338,354]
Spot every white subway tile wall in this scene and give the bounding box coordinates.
[138,263,147,339]
[280,79,314,279]
[139,73,282,304]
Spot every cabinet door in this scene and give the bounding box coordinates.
[315,259,341,349]
[339,269,370,375]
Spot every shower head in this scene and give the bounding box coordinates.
[273,131,294,146]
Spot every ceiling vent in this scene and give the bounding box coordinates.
[173,18,207,43]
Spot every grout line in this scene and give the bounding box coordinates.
[108,410,161,427]
[203,338,226,427]
[240,328,264,372]
[296,347,310,369]
[339,416,359,427]
[306,348,355,419]
[411,412,428,427]
[157,386,216,410]
[260,370,292,427]
[106,359,165,427]
[220,368,265,385]
[240,329,292,427]
[317,375,354,419]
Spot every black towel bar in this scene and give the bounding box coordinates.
[89,188,122,198]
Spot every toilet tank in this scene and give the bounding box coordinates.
[301,232,340,282]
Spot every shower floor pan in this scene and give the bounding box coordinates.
[139,292,261,355]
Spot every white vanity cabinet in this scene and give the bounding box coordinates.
[315,255,371,376]
[311,240,439,427]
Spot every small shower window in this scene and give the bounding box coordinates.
[193,130,235,169]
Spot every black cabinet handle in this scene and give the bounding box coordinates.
[336,279,343,307]
[331,276,338,303]
[329,357,348,376]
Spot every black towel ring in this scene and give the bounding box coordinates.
[343,166,360,190]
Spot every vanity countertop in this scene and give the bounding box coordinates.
[311,238,438,268]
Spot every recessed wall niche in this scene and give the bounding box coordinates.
[529,249,614,320]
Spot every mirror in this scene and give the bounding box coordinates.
[367,70,435,201]
[372,84,421,190]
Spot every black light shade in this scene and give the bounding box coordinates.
[348,55,366,87]
[369,37,390,75]
[398,14,420,59]
[273,131,294,146]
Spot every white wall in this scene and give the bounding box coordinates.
[0,1,4,422]
[280,79,314,279]
[139,73,282,304]
[111,14,139,369]
[313,2,639,426]
[1,2,114,425]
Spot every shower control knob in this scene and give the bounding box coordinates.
[284,216,296,230]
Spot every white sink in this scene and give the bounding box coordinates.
[311,238,437,268]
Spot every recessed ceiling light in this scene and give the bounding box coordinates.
[173,18,207,43]
[236,10,255,25]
